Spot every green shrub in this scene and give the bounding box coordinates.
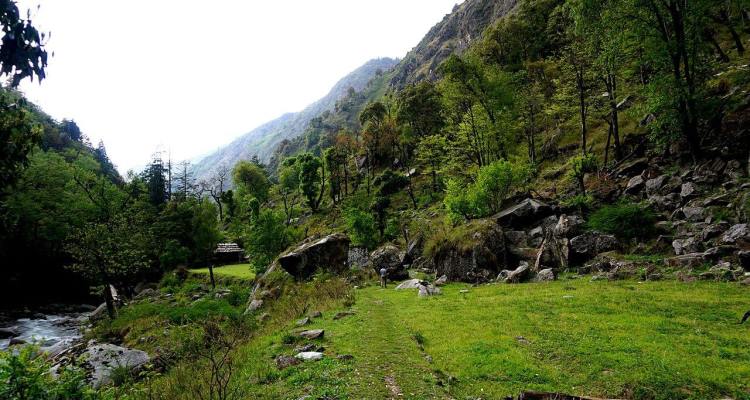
[0,346,101,399]
[587,202,656,240]
[243,209,298,271]
[342,206,377,249]
[159,240,190,270]
[561,194,594,212]
[444,159,530,223]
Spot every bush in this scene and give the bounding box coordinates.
[0,346,100,399]
[159,240,190,270]
[444,159,530,223]
[244,210,298,271]
[587,202,657,240]
[342,206,377,249]
[561,194,594,212]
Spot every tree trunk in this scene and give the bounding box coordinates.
[604,121,613,166]
[576,67,588,155]
[104,284,117,319]
[606,73,622,160]
[705,29,730,62]
[208,264,216,290]
[720,11,746,54]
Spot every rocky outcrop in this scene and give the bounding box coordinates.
[371,245,409,281]
[278,233,351,280]
[495,199,553,229]
[431,220,507,283]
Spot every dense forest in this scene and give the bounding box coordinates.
[2,0,750,398]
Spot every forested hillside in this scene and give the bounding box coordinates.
[2,0,750,398]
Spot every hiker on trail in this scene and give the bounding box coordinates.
[380,267,387,288]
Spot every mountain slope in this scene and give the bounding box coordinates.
[192,57,398,182]
[391,0,518,88]
[268,0,521,163]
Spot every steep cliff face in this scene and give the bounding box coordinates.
[390,0,518,88]
[192,58,398,183]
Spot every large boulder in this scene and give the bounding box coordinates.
[85,342,150,388]
[569,232,619,262]
[278,234,351,280]
[371,245,409,280]
[431,220,507,283]
[494,199,553,229]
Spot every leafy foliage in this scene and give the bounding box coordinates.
[587,202,657,240]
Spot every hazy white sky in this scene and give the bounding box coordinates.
[16,0,462,173]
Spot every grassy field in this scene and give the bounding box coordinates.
[232,279,750,400]
[190,263,256,280]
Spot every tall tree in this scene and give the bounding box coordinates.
[232,160,270,203]
[298,153,325,212]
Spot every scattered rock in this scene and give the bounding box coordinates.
[681,206,706,222]
[9,337,27,346]
[333,311,354,320]
[672,237,701,256]
[275,355,301,369]
[499,262,531,284]
[244,299,264,314]
[308,311,322,319]
[295,317,310,327]
[533,268,556,282]
[278,233,351,279]
[680,182,699,200]
[624,175,645,195]
[699,261,740,281]
[666,252,709,269]
[299,329,324,340]
[645,175,667,195]
[721,224,750,248]
[336,354,354,361]
[418,283,441,297]
[515,336,531,345]
[85,343,150,388]
[295,352,324,361]
[434,275,448,286]
[394,279,423,290]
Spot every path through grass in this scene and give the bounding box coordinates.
[237,279,750,399]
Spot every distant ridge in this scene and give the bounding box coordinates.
[191,57,398,183]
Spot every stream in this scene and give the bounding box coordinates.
[0,312,88,353]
